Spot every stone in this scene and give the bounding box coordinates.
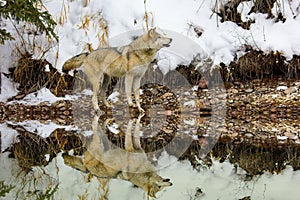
[244,88,253,93]
[284,87,297,95]
[229,88,239,94]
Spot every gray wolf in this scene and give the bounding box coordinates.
[62,28,172,113]
[63,114,172,198]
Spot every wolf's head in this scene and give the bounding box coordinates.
[147,175,172,198]
[145,27,172,50]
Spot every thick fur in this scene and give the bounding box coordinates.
[62,52,89,73]
[62,28,172,112]
[63,114,172,198]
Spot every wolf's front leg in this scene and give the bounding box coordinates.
[125,74,134,107]
[92,85,100,113]
[133,77,144,112]
[91,74,103,115]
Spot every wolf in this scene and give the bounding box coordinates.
[63,114,172,198]
[62,28,172,113]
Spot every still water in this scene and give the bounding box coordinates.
[1,109,300,200]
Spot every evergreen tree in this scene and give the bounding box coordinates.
[0,0,58,44]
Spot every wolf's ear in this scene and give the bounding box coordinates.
[148,27,157,37]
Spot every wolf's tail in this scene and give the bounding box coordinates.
[62,52,89,73]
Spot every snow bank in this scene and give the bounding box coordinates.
[1,0,300,100]
[42,0,300,70]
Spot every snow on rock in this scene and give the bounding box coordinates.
[5,120,72,138]
[183,100,196,107]
[108,123,120,134]
[6,87,72,105]
[107,91,120,103]
[276,85,288,91]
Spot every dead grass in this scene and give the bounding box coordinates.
[9,52,59,94]
[215,0,286,29]
[7,51,94,99]
[216,0,253,29]
[143,0,154,30]
[228,49,299,81]
[6,124,84,171]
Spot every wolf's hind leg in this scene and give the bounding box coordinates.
[100,74,112,107]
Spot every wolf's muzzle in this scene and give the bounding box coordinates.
[163,38,173,47]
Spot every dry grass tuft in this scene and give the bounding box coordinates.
[143,0,154,30]
[9,52,59,94]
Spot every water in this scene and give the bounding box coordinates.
[1,112,300,200]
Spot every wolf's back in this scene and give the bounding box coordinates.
[62,52,89,73]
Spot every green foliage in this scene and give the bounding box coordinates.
[26,184,59,200]
[0,0,58,44]
[0,28,14,43]
[0,180,15,197]
[37,184,59,200]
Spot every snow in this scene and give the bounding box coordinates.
[183,118,196,126]
[0,123,18,152]
[277,85,288,91]
[40,0,300,69]
[2,2,300,199]
[6,120,74,138]
[0,74,18,102]
[107,91,120,103]
[108,122,120,134]
[1,0,300,101]
[5,87,73,105]
[183,100,196,107]
[277,135,288,140]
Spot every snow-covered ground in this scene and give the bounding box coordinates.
[1,0,300,102]
[0,0,300,101]
[43,0,300,68]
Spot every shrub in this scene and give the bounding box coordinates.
[0,0,58,44]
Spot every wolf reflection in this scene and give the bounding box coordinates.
[63,114,172,198]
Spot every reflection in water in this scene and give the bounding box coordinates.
[63,114,172,198]
[1,115,300,199]
[1,100,300,199]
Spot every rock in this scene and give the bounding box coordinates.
[294,82,300,86]
[277,135,288,140]
[284,87,297,95]
[217,93,227,99]
[228,99,234,104]
[161,92,174,99]
[217,127,228,133]
[245,132,254,138]
[284,131,297,140]
[162,127,173,134]
[229,88,239,94]
[244,88,253,93]
[257,87,268,93]
[194,187,204,199]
